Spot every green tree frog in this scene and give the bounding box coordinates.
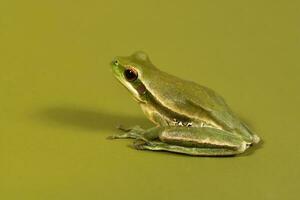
[108,51,260,156]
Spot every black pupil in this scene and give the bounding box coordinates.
[124,69,137,81]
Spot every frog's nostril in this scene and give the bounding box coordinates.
[111,59,119,66]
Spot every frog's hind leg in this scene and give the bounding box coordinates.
[134,141,245,156]
[133,127,249,156]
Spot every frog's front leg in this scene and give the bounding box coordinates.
[107,125,159,141]
[107,125,146,140]
[134,127,249,156]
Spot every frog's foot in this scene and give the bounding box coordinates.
[107,125,145,140]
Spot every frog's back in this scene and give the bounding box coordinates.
[143,69,259,143]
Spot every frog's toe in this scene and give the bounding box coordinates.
[107,131,144,140]
[107,134,124,140]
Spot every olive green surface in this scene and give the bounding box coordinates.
[1,0,299,200]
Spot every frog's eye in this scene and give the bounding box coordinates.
[124,68,138,82]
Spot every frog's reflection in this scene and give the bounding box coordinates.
[38,106,152,131]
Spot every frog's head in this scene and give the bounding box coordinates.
[111,51,156,102]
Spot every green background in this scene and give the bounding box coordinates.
[1,0,299,199]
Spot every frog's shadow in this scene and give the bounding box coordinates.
[36,106,152,132]
[36,106,263,157]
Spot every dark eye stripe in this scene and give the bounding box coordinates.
[124,68,138,82]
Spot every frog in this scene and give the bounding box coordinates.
[108,51,260,156]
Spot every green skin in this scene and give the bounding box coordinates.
[109,51,260,156]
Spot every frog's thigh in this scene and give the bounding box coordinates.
[142,127,248,156]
